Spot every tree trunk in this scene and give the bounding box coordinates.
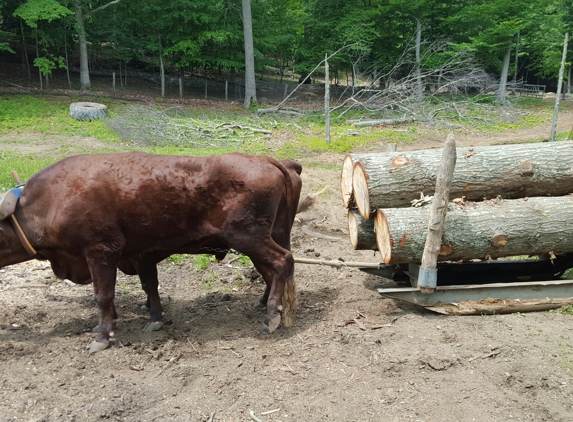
[242,0,257,108]
[64,28,72,89]
[374,195,573,264]
[75,3,91,90]
[349,140,573,218]
[415,17,423,101]
[325,53,330,143]
[19,19,30,80]
[35,35,42,89]
[550,32,568,142]
[347,209,377,250]
[496,45,511,103]
[159,52,165,98]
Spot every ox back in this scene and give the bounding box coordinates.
[0,152,303,353]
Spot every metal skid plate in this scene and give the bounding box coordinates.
[378,280,573,315]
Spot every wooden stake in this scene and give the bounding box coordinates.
[418,133,456,294]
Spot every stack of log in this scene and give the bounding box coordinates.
[341,140,573,265]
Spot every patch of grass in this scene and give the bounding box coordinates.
[560,305,573,315]
[194,254,216,271]
[237,254,252,266]
[275,125,417,159]
[168,254,189,265]
[0,95,120,142]
[0,152,58,191]
[562,268,573,279]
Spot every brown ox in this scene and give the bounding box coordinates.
[0,152,302,353]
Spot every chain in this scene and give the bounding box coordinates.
[198,246,240,256]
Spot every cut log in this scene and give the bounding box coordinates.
[340,154,356,208]
[347,209,377,250]
[350,140,573,218]
[374,195,573,264]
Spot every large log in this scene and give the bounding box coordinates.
[374,195,573,264]
[347,209,377,250]
[350,140,573,218]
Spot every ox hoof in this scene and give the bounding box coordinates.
[253,301,266,309]
[88,340,109,354]
[143,321,164,332]
[259,315,282,334]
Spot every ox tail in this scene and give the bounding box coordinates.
[267,157,298,325]
[282,272,296,327]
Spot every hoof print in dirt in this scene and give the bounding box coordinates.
[70,102,109,121]
[143,321,164,332]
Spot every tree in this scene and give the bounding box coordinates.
[242,0,257,108]
[73,0,121,90]
[13,0,72,87]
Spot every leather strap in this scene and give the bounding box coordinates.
[9,214,37,256]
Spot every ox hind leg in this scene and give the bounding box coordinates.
[237,241,296,333]
[119,253,166,332]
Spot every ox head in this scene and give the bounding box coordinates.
[0,188,32,268]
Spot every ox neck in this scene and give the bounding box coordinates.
[9,214,39,258]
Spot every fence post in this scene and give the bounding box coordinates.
[205,80,208,99]
[283,84,288,100]
[112,72,115,92]
[225,80,228,101]
[179,78,183,98]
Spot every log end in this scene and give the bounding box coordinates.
[374,210,392,264]
[352,162,371,219]
[341,155,355,208]
[348,209,359,250]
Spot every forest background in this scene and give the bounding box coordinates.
[0,0,572,103]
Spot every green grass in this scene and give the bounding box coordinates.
[0,151,59,190]
[0,95,120,142]
[194,254,217,271]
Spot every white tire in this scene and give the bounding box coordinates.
[69,102,109,121]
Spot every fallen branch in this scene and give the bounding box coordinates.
[351,117,414,127]
[249,411,263,422]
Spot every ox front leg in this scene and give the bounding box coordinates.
[88,263,118,354]
[133,257,164,333]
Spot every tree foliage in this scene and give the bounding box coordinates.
[0,0,570,89]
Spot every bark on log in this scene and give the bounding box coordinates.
[374,195,573,264]
[350,140,573,218]
[347,209,377,250]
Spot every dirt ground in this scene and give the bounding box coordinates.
[2,83,573,422]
